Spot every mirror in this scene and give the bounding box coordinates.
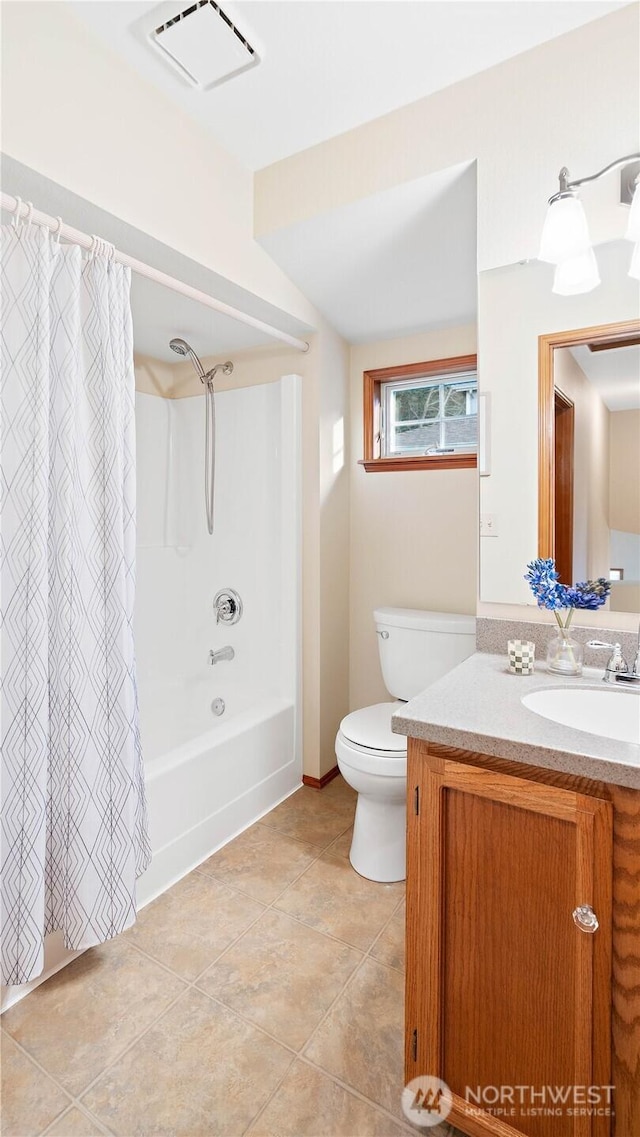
[479,240,640,613]
[538,321,640,613]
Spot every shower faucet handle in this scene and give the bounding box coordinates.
[213,588,243,625]
[209,646,235,665]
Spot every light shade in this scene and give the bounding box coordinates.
[539,195,592,264]
[629,241,640,281]
[552,249,601,295]
[626,183,640,242]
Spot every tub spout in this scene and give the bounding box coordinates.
[209,646,235,665]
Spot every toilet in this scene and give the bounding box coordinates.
[336,607,476,882]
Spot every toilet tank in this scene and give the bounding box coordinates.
[374,607,476,700]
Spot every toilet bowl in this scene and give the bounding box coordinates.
[336,702,407,883]
[336,608,476,883]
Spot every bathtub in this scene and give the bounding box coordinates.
[0,689,300,1011]
[137,683,301,906]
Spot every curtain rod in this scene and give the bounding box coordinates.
[1,193,310,354]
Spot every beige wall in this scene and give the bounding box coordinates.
[349,326,478,711]
[255,7,639,273]
[610,410,640,534]
[317,329,352,776]
[554,349,610,582]
[134,356,178,398]
[134,329,350,782]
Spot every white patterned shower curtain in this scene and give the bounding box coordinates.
[1,223,150,986]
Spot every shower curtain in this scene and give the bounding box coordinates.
[1,223,150,986]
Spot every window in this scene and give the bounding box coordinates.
[361,355,478,472]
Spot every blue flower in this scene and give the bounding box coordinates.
[524,560,610,613]
[570,578,611,610]
[524,559,564,610]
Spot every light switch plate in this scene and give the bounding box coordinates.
[480,514,499,537]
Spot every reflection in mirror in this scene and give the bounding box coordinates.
[539,321,640,613]
[479,240,640,613]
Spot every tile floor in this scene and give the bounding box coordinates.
[2,778,460,1137]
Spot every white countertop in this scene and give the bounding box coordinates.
[392,652,640,789]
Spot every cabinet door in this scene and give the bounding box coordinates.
[405,747,613,1137]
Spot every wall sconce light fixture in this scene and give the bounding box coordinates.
[539,153,640,294]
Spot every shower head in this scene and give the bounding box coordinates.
[169,339,233,384]
[169,337,206,381]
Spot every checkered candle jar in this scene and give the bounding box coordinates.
[507,639,536,675]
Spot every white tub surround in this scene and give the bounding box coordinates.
[135,374,302,897]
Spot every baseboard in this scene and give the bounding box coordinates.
[302,765,340,789]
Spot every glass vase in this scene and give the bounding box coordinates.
[546,630,584,676]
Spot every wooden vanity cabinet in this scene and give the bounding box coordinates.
[405,738,640,1137]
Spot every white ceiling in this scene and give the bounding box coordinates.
[1,155,313,362]
[570,342,640,412]
[70,1,627,171]
[260,161,477,342]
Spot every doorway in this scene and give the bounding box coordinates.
[554,388,575,585]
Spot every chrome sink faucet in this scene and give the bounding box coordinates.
[586,626,640,685]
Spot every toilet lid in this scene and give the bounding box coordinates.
[339,702,406,752]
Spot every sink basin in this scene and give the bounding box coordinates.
[522,687,640,746]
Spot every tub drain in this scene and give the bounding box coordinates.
[211,698,225,717]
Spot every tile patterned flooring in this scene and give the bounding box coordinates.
[2,778,460,1137]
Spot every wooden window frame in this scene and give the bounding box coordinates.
[360,355,478,472]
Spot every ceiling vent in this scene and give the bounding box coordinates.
[150,1,259,91]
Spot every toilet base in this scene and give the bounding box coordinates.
[349,792,406,883]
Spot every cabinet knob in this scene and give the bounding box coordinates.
[572,905,599,934]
